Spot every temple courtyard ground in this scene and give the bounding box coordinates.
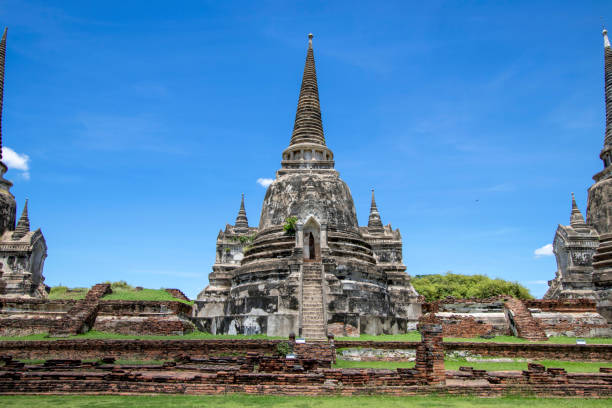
[1,395,611,407]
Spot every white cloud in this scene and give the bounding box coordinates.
[2,147,30,179]
[526,280,548,285]
[534,244,554,257]
[257,178,274,188]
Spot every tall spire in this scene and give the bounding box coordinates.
[234,193,249,232]
[570,192,588,229]
[0,28,7,160]
[290,33,325,146]
[12,199,29,240]
[604,28,612,148]
[368,189,384,232]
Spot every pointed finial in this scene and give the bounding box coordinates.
[569,192,588,229]
[12,198,30,240]
[604,27,611,48]
[234,193,249,232]
[308,33,313,48]
[368,188,384,232]
[0,27,7,160]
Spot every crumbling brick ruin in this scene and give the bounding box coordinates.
[0,283,195,337]
[1,329,611,397]
[423,296,611,339]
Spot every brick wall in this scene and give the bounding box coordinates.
[438,314,494,338]
[0,355,610,397]
[98,300,192,316]
[164,289,190,302]
[524,299,597,312]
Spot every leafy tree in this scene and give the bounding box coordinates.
[411,272,533,301]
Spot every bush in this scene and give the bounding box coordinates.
[412,272,533,302]
[283,217,298,235]
[276,341,293,356]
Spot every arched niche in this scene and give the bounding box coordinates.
[302,216,321,261]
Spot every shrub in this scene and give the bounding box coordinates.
[412,272,533,301]
[283,216,298,235]
[276,341,293,356]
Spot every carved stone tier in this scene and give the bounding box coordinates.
[592,233,612,322]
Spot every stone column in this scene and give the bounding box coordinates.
[415,314,445,385]
[296,224,304,248]
[320,222,328,249]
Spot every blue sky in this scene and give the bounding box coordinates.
[0,0,611,298]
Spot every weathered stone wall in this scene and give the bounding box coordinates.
[587,177,612,236]
[524,298,598,312]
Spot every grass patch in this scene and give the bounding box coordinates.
[336,332,612,344]
[0,395,610,407]
[102,287,193,305]
[336,332,422,342]
[47,286,88,300]
[444,335,612,344]
[0,330,282,342]
[47,282,193,305]
[334,360,416,369]
[333,358,612,373]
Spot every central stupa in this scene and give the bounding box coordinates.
[194,34,420,337]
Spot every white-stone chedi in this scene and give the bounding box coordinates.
[0,28,48,298]
[546,29,612,323]
[195,34,420,337]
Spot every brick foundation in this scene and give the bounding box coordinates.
[0,354,610,397]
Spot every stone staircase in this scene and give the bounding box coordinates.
[301,262,327,339]
[504,298,547,341]
[49,283,112,337]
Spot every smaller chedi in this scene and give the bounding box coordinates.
[0,28,48,298]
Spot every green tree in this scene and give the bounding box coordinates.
[411,272,533,301]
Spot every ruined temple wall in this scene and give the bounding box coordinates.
[531,311,611,337]
[0,295,196,337]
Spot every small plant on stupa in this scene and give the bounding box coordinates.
[283,216,298,235]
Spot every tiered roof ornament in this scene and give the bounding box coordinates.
[569,193,589,231]
[12,199,29,240]
[368,189,384,233]
[234,194,249,233]
[280,33,334,172]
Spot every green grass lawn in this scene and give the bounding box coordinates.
[47,286,88,300]
[47,282,193,305]
[336,332,612,344]
[102,288,193,305]
[0,330,283,342]
[0,395,610,408]
[1,330,611,343]
[333,359,612,373]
